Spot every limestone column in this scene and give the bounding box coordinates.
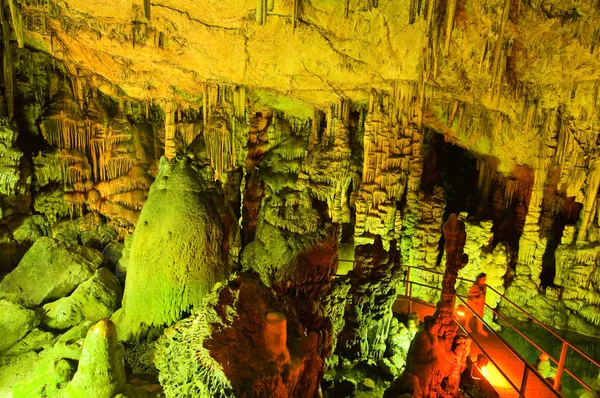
[164,101,176,160]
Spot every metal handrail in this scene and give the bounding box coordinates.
[456,295,562,397]
[398,278,562,396]
[400,265,599,396]
[397,295,523,394]
[339,260,600,392]
[404,266,600,371]
[455,314,523,394]
[484,299,595,392]
[486,285,600,370]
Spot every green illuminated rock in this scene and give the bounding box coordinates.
[0,322,92,396]
[0,299,39,353]
[42,268,123,330]
[3,328,55,357]
[65,319,126,398]
[0,237,103,307]
[115,157,240,340]
[10,357,77,398]
[5,214,46,247]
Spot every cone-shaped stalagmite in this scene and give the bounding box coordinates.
[114,157,240,340]
[65,319,126,397]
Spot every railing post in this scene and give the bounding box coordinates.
[405,267,411,297]
[554,341,568,390]
[520,366,529,397]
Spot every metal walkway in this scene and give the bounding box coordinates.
[397,266,600,398]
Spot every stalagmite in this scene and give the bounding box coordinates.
[263,312,290,363]
[114,158,240,340]
[400,214,471,397]
[65,319,126,397]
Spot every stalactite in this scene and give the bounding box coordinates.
[176,122,202,146]
[40,115,94,156]
[490,0,511,104]
[7,0,23,49]
[307,108,321,151]
[202,84,208,125]
[204,108,234,181]
[444,0,456,53]
[1,1,14,119]
[256,0,265,24]
[293,0,299,31]
[262,0,268,24]
[144,0,151,20]
[56,149,92,187]
[164,101,176,160]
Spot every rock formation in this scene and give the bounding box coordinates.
[113,157,241,340]
[337,238,402,363]
[0,236,104,307]
[154,274,328,398]
[1,0,600,396]
[65,319,127,397]
[400,214,471,397]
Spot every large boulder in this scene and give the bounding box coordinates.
[42,268,123,330]
[114,157,240,340]
[102,242,124,273]
[4,321,94,397]
[3,328,55,357]
[0,237,103,307]
[0,299,40,353]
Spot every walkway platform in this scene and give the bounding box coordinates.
[393,299,558,398]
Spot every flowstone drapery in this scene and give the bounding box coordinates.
[336,238,402,363]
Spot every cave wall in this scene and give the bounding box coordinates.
[1,21,600,337]
[0,0,600,395]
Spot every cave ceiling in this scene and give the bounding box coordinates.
[20,0,600,173]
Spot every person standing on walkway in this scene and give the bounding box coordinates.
[464,273,488,337]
